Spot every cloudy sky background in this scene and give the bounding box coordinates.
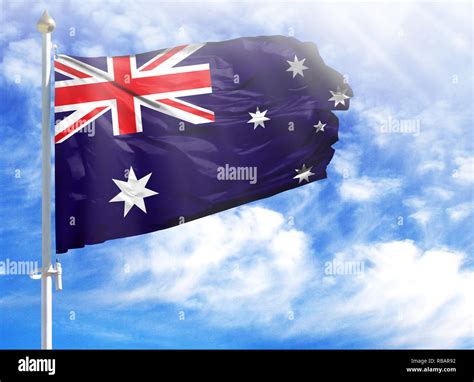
[0,0,472,349]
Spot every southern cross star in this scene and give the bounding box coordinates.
[286,55,308,78]
[328,86,351,107]
[293,164,315,183]
[248,107,270,129]
[109,166,158,217]
[313,120,326,133]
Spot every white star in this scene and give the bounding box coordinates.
[328,87,350,107]
[109,166,158,217]
[313,120,326,133]
[248,107,270,129]
[286,55,308,78]
[293,164,315,184]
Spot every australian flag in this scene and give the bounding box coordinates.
[54,35,352,253]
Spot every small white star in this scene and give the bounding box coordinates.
[109,166,158,217]
[286,55,308,78]
[328,87,350,107]
[248,107,270,129]
[314,120,326,133]
[293,164,315,184]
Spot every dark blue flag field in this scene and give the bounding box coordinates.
[54,36,352,253]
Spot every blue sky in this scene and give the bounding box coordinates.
[0,0,472,349]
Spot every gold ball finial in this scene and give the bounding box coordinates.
[37,10,56,34]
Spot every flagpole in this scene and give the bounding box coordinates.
[37,10,56,350]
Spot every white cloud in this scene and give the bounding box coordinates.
[75,44,107,57]
[403,197,425,209]
[417,160,445,174]
[99,206,314,325]
[65,201,473,348]
[292,240,474,348]
[349,241,473,347]
[423,186,453,201]
[0,37,41,88]
[82,228,473,348]
[64,0,244,54]
[0,22,19,43]
[339,176,402,202]
[453,156,474,184]
[0,293,38,308]
[409,209,434,226]
[446,202,472,222]
[331,145,361,178]
[352,98,471,179]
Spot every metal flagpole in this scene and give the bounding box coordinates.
[37,10,56,350]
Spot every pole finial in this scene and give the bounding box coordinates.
[37,10,56,34]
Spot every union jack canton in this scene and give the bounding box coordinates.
[54,44,214,143]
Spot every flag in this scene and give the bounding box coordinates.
[54,35,352,253]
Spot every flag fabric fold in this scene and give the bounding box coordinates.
[54,35,352,253]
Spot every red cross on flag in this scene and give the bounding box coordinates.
[54,44,215,143]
